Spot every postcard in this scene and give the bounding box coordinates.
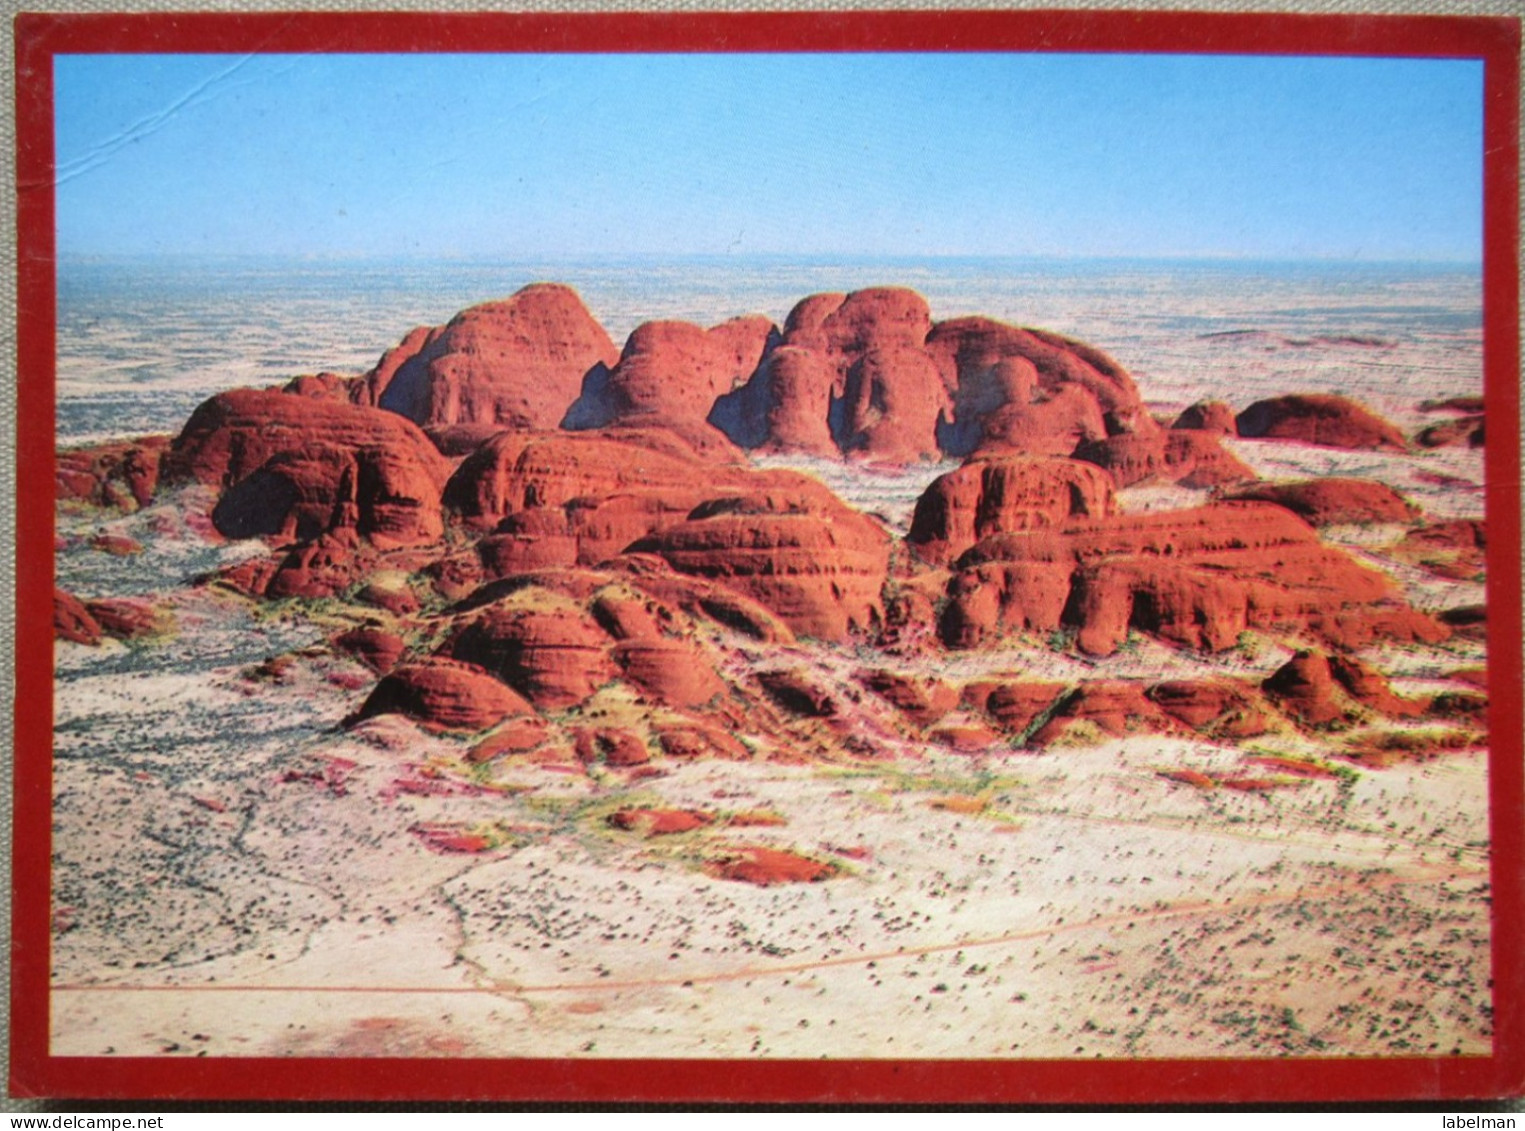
[12,8,1522,1104]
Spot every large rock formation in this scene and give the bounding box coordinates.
[835,347,949,463]
[858,669,959,726]
[1072,428,1256,489]
[352,659,537,732]
[440,425,891,641]
[774,287,934,394]
[1236,394,1408,452]
[628,486,890,642]
[444,429,723,536]
[707,288,1216,477]
[1415,398,1485,449]
[710,288,947,463]
[86,597,173,640]
[282,372,354,401]
[352,283,619,431]
[926,319,1147,457]
[446,599,619,711]
[941,501,1445,656]
[443,428,770,568]
[613,637,727,709]
[907,456,1116,566]
[563,316,775,454]
[927,318,1253,488]
[1415,415,1484,449]
[169,388,451,550]
[938,560,1074,647]
[333,626,407,675]
[606,555,798,645]
[972,679,1068,734]
[308,283,1253,479]
[708,347,842,457]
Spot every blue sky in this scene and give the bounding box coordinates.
[54,52,1483,261]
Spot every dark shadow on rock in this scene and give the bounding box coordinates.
[212,469,302,540]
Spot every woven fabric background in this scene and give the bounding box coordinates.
[2,0,1518,1111]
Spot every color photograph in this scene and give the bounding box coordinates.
[16,10,1521,1103]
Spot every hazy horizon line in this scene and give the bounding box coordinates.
[57,250,1484,269]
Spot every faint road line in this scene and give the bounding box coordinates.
[53,862,1485,999]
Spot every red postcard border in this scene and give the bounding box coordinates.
[12,8,1522,1104]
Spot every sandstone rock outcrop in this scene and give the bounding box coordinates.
[1028,682,1188,747]
[1326,652,1428,717]
[442,427,889,641]
[946,362,1106,458]
[607,557,797,645]
[1261,651,1361,728]
[170,388,450,550]
[262,532,370,600]
[352,659,536,732]
[1072,428,1256,489]
[444,429,719,537]
[333,626,407,674]
[1438,604,1487,641]
[56,436,170,511]
[85,597,172,641]
[907,457,1116,566]
[705,846,835,885]
[711,288,948,462]
[1226,478,1419,526]
[858,670,959,727]
[424,422,510,458]
[836,347,949,463]
[408,570,739,718]
[572,727,652,768]
[963,679,1068,736]
[446,599,618,711]
[355,576,421,616]
[466,717,552,762]
[926,319,1148,457]
[1393,519,1486,580]
[1236,394,1407,452]
[1172,401,1237,434]
[54,588,103,645]
[939,561,1073,648]
[757,669,837,718]
[654,723,751,761]
[629,488,889,642]
[1146,679,1273,738]
[563,316,774,454]
[352,283,619,431]
[608,808,714,835]
[708,347,840,456]
[944,501,1444,656]
[612,638,726,709]
[1416,415,1484,449]
[1261,650,1424,729]
[283,372,354,401]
